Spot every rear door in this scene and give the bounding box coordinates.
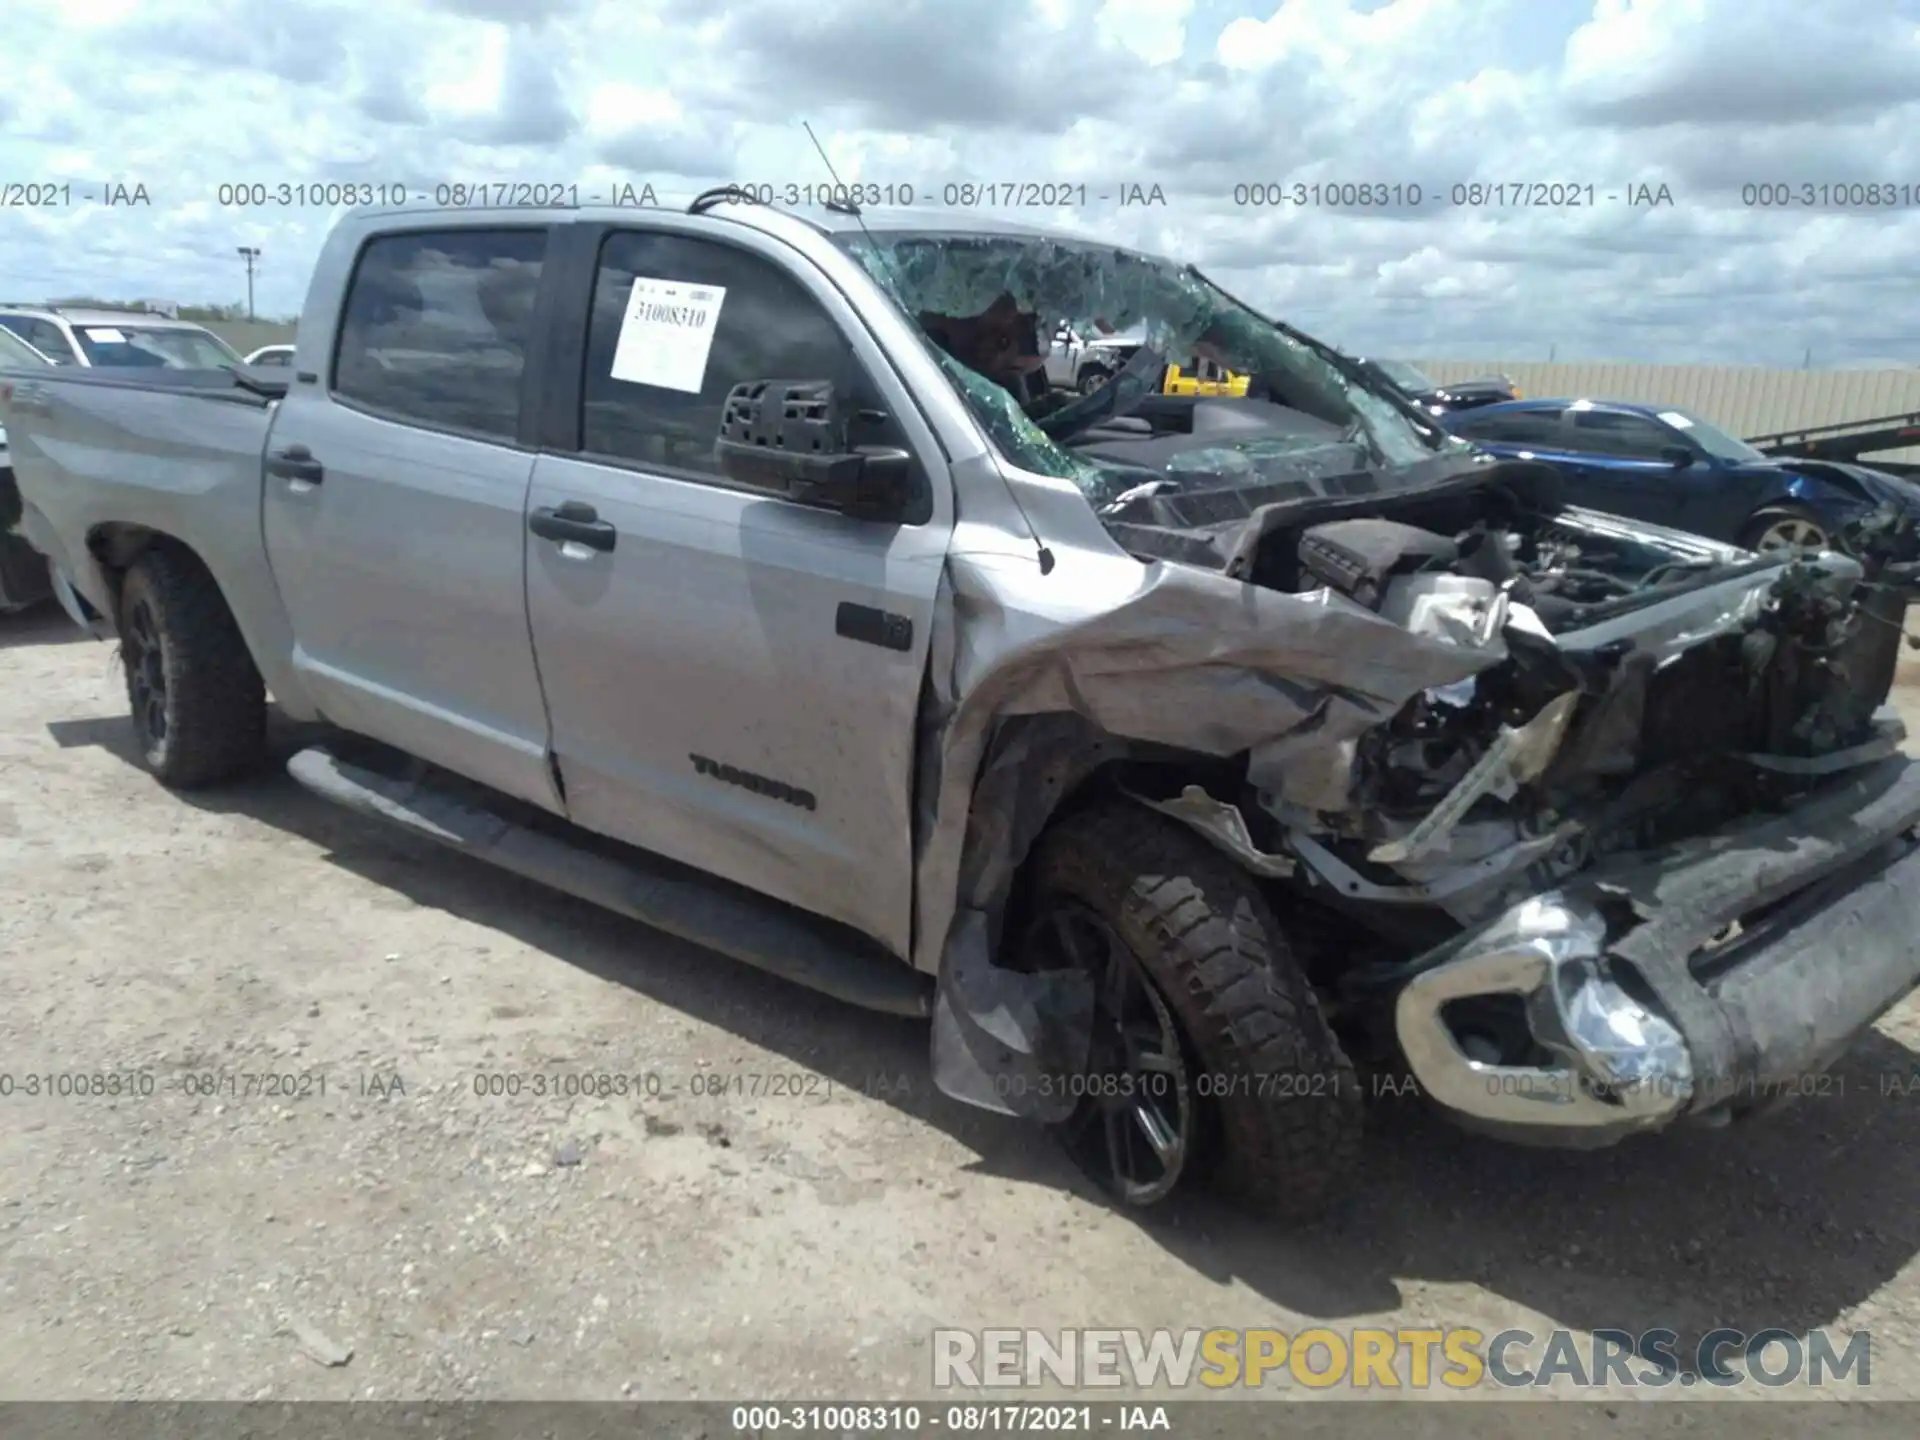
[521,220,953,957]
[261,224,564,809]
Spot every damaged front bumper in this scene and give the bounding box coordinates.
[1395,754,1920,1146]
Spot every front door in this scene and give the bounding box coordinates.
[1558,407,1693,528]
[262,225,562,809]
[522,222,953,957]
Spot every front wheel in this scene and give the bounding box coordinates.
[1020,801,1364,1222]
[1740,505,1832,553]
[118,548,266,787]
[1075,365,1112,396]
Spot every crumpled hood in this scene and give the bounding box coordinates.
[1775,458,1920,511]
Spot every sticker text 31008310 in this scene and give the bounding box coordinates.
[610,276,727,394]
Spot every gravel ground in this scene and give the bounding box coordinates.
[5,598,1920,1405]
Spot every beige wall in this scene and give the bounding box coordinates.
[1414,360,1920,463]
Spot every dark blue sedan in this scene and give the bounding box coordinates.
[1439,397,1920,552]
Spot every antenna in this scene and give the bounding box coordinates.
[800,120,1055,577]
[801,121,859,216]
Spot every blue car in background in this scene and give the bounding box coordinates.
[1440,397,1920,552]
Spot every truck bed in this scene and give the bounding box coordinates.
[3,363,307,704]
[2,363,288,406]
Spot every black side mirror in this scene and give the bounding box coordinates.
[714,379,916,523]
[1661,445,1695,468]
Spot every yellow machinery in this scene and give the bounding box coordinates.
[1163,355,1248,397]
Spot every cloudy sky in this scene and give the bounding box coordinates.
[1,0,1915,366]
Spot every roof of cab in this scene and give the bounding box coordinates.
[0,305,218,329]
[327,197,1138,253]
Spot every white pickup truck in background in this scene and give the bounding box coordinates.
[1044,321,1144,394]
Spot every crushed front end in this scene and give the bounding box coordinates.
[1250,503,1920,1145]
[842,219,1920,1151]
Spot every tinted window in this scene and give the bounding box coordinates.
[1567,408,1673,458]
[581,230,895,481]
[334,229,548,438]
[30,321,77,362]
[0,325,49,367]
[0,317,77,363]
[1456,408,1565,445]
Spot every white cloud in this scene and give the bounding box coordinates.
[0,0,1908,368]
[1097,0,1194,65]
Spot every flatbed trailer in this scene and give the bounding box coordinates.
[1748,410,1920,478]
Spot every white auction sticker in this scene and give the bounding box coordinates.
[86,328,127,344]
[609,276,726,393]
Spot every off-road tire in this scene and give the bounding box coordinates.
[118,547,266,788]
[1029,801,1365,1222]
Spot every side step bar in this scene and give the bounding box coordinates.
[286,746,933,1018]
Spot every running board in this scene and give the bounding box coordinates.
[285,746,933,1017]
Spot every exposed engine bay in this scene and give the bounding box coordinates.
[1200,463,1920,942]
[1052,393,1920,951]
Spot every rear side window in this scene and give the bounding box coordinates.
[0,317,77,363]
[1455,408,1565,445]
[333,229,548,439]
[579,229,891,480]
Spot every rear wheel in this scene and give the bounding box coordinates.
[1021,801,1365,1222]
[118,548,266,788]
[1075,365,1111,395]
[1740,505,1831,553]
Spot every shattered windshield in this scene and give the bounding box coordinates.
[833,229,1469,506]
[1374,359,1436,392]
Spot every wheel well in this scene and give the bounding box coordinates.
[1000,751,1239,941]
[86,524,204,613]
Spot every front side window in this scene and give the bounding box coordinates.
[333,229,549,439]
[1656,409,1765,464]
[580,230,903,483]
[1568,408,1673,458]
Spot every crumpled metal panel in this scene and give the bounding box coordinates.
[910,538,1523,1109]
[852,229,1757,1112]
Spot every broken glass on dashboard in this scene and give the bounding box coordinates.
[834,229,1462,512]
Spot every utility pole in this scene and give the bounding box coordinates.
[235,246,260,320]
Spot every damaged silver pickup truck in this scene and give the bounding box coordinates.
[10,196,1920,1222]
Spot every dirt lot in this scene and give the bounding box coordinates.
[5,599,1920,1406]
